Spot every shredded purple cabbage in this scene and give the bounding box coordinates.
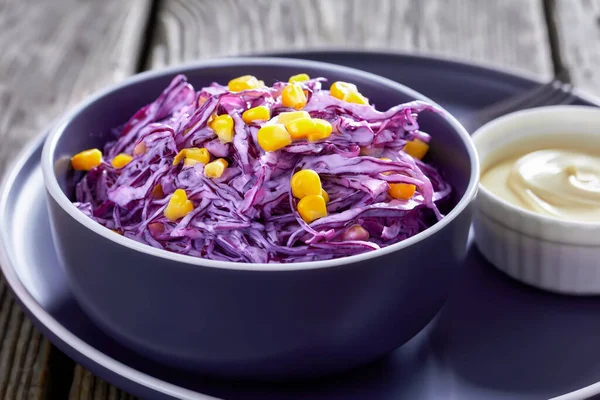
[73,74,452,263]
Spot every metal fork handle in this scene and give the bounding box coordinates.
[462,68,574,133]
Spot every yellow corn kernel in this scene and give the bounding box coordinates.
[281,83,307,110]
[173,150,186,165]
[187,147,210,164]
[173,147,210,166]
[403,139,430,160]
[291,169,322,199]
[228,75,261,92]
[342,225,370,241]
[111,153,133,169]
[71,149,102,171]
[276,111,310,125]
[330,81,358,100]
[164,189,194,221]
[152,184,165,199]
[288,73,310,83]
[242,105,270,123]
[297,194,327,223]
[133,142,147,156]
[285,117,316,140]
[343,90,369,105]
[209,114,235,143]
[380,157,393,176]
[308,119,332,141]
[257,124,292,152]
[184,158,200,166]
[148,222,164,235]
[321,188,329,203]
[204,158,229,178]
[389,183,416,200]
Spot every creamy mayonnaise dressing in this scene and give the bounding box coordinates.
[481,149,600,221]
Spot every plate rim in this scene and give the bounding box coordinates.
[1,50,598,400]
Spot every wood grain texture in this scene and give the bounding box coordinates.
[553,0,600,94]
[0,0,151,172]
[68,366,136,400]
[147,0,553,78]
[0,274,51,399]
[0,0,151,398]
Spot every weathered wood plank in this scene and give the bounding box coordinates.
[0,277,52,400]
[67,365,83,400]
[0,0,152,172]
[0,0,151,398]
[68,366,136,400]
[147,0,553,78]
[552,0,600,94]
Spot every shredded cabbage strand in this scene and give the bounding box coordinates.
[74,74,452,263]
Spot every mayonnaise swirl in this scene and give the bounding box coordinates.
[481,149,600,221]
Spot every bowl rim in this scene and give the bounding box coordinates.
[472,105,600,231]
[41,56,479,271]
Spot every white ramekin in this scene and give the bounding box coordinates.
[472,105,600,295]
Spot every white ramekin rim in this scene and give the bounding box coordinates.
[472,105,600,245]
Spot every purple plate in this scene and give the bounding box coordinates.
[2,51,600,400]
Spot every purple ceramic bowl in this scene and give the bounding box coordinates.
[41,57,479,379]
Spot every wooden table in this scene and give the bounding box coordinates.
[0,0,598,398]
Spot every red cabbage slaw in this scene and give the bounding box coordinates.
[73,74,451,263]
